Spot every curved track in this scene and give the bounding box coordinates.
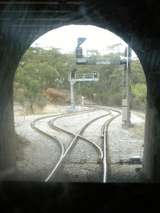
[100,109,121,182]
[31,106,121,182]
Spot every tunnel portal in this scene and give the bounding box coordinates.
[0,0,160,181]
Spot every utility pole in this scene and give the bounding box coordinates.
[70,80,76,111]
[70,69,76,111]
[122,45,132,128]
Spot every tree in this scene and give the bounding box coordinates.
[14,47,74,113]
[14,47,146,113]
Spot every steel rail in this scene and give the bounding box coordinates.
[30,107,97,128]
[101,109,121,183]
[92,106,122,182]
[31,106,121,182]
[48,120,104,161]
[48,112,110,160]
[84,106,122,182]
[45,111,111,182]
[30,108,100,181]
[31,114,65,170]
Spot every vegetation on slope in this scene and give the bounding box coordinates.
[14,47,146,113]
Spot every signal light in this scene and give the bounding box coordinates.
[76,47,83,58]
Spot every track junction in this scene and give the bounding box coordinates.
[30,106,121,182]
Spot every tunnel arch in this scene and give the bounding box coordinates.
[0,1,159,181]
[13,24,147,182]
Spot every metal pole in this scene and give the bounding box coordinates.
[122,45,131,128]
[126,45,131,127]
[70,80,75,110]
[126,45,130,127]
[122,47,127,127]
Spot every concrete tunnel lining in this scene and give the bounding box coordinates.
[0,0,160,181]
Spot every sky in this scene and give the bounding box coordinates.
[32,25,137,58]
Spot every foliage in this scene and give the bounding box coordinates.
[14,47,146,113]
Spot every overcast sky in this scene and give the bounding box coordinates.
[32,25,137,57]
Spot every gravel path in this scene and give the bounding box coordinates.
[15,115,62,180]
[108,112,144,182]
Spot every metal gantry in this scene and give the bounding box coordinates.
[68,69,99,111]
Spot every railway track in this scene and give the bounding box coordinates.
[31,106,121,182]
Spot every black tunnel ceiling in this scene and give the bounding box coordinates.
[0,1,160,62]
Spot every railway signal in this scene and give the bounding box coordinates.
[76,38,124,65]
[75,38,132,128]
[75,37,87,64]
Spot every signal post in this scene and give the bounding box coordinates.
[75,38,132,128]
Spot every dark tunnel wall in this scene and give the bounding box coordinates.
[0,0,160,181]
